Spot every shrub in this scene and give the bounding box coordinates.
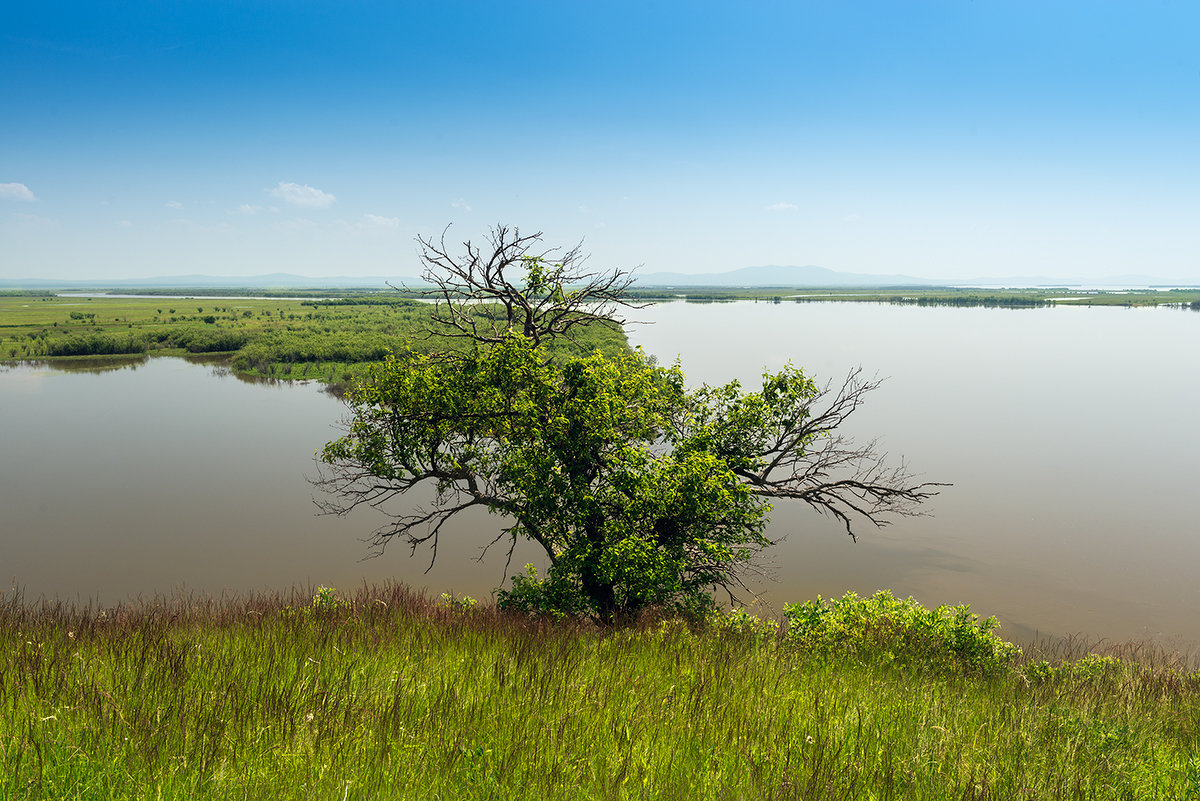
[45,333,148,356]
[496,564,585,620]
[438,592,479,612]
[708,607,778,641]
[783,590,1020,674]
[163,326,249,353]
[310,586,351,613]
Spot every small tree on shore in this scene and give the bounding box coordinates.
[317,226,940,621]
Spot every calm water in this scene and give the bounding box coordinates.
[2,302,1198,647]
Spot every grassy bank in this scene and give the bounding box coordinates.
[3,585,1198,799]
[0,295,626,388]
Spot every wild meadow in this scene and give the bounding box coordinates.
[3,584,1199,800]
[0,294,626,389]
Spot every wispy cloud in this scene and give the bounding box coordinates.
[269,181,336,209]
[766,202,798,212]
[165,200,184,210]
[119,220,134,228]
[360,213,400,228]
[238,204,264,215]
[1,183,37,202]
[451,199,472,212]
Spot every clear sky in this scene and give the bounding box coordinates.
[3,1,1198,282]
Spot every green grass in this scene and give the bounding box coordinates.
[0,295,627,389]
[3,585,1199,799]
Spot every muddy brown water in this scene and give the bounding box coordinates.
[3,301,1197,648]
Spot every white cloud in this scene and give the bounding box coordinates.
[1,182,37,202]
[360,213,400,229]
[165,200,184,209]
[119,220,133,228]
[766,202,798,212]
[238,204,264,215]
[451,199,472,212]
[269,181,336,208]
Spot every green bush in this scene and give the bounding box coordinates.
[496,564,586,620]
[160,326,249,353]
[438,592,479,612]
[44,333,148,356]
[310,585,351,613]
[707,607,779,640]
[783,590,1020,673]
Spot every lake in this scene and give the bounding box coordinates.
[2,301,1198,648]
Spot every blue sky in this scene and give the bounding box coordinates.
[3,1,1198,282]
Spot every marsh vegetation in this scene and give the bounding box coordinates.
[0,294,625,390]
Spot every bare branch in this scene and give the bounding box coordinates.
[416,224,645,349]
[733,369,947,541]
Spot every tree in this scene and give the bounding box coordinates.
[412,224,637,349]
[317,226,940,621]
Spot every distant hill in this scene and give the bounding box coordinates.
[632,265,942,288]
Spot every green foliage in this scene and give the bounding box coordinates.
[44,333,148,356]
[437,592,478,612]
[154,325,249,353]
[1022,653,1127,685]
[324,335,785,621]
[495,564,586,620]
[310,585,351,613]
[320,226,936,623]
[0,294,626,383]
[707,606,779,641]
[783,590,1021,673]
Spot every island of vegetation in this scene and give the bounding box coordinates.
[3,228,1200,798]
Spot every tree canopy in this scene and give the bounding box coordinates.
[318,226,940,621]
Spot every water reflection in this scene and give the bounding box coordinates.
[7,355,150,374]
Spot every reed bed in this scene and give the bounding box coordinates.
[3,583,1199,799]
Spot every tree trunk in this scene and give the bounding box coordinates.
[579,517,617,623]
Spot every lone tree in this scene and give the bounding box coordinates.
[318,225,940,621]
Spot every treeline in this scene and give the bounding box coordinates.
[39,327,251,358]
[301,298,425,308]
[887,295,1048,308]
[44,333,149,357]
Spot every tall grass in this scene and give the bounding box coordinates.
[3,584,1199,799]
